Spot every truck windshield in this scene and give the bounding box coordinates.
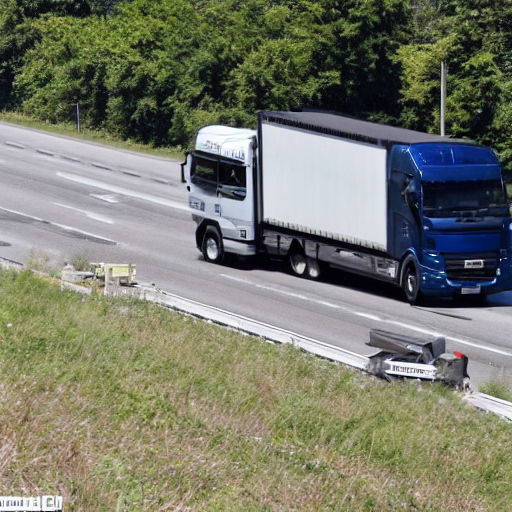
[191,155,247,201]
[422,179,509,218]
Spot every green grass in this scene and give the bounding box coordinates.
[0,111,184,160]
[1,270,512,511]
[480,379,512,402]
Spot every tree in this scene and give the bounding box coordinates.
[312,0,410,121]
[396,0,512,172]
[0,0,42,108]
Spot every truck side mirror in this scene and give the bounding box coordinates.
[181,152,191,184]
[402,179,419,211]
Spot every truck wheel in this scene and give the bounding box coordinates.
[202,226,224,264]
[289,250,307,277]
[401,256,422,304]
[306,258,322,280]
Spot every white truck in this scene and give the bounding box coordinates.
[182,111,512,303]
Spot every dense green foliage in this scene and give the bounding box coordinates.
[1,0,511,172]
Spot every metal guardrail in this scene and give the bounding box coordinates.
[462,393,512,422]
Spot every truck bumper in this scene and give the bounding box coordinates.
[419,260,512,297]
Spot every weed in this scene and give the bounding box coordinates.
[26,248,62,275]
[67,253,93,272]
[480,378,512,402]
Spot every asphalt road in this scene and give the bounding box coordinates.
[1,121,512,390]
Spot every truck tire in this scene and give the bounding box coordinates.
[401,255,422,304]
[306,257,323,280]
[289,249,307,277]
[202,226,224,264]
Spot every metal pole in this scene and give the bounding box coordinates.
[76,102,80,133]
[440,61,446,136]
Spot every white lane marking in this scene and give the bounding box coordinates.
[90,194,119,204]
[354,312,382,321]
[222,275,254,285]
[222,274,340,307]
[5,141,25,149]
[52,222,117,243]
[221,274,512,357]
[318,300,343,309]
[61,155,81,162]
[52,203,114,224]
[57,172,189,212]
[0,206,117,244]
[37,149,55,156]
[0,206,44,222]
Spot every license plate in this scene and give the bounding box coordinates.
[461,285,481,295]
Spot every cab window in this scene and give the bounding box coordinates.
[218,161,247,200]
[191,157,217,192]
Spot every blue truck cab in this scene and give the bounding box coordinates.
[389,142,512,302]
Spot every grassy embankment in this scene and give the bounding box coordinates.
[0,268,511,512]
[0,112,184,160]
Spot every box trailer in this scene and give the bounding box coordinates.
[182,111,512,303]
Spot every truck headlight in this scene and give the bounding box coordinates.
[189,198,205,211]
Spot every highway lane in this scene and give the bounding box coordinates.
[1,121,512,390]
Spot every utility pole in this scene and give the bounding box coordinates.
[440,60,446,136]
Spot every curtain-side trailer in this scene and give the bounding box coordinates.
[182,111,512,304]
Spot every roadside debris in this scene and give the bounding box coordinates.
[2,252,508,421]
[61,264,95,284]
[93,262,137,287]
[366,329,470,391]
[60,262,137,295]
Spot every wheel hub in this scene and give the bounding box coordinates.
[206,238,219,260]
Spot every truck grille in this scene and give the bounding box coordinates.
[443,253,498,282]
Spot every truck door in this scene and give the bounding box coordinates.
[217,159,253,227]
[389,148,421,259]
